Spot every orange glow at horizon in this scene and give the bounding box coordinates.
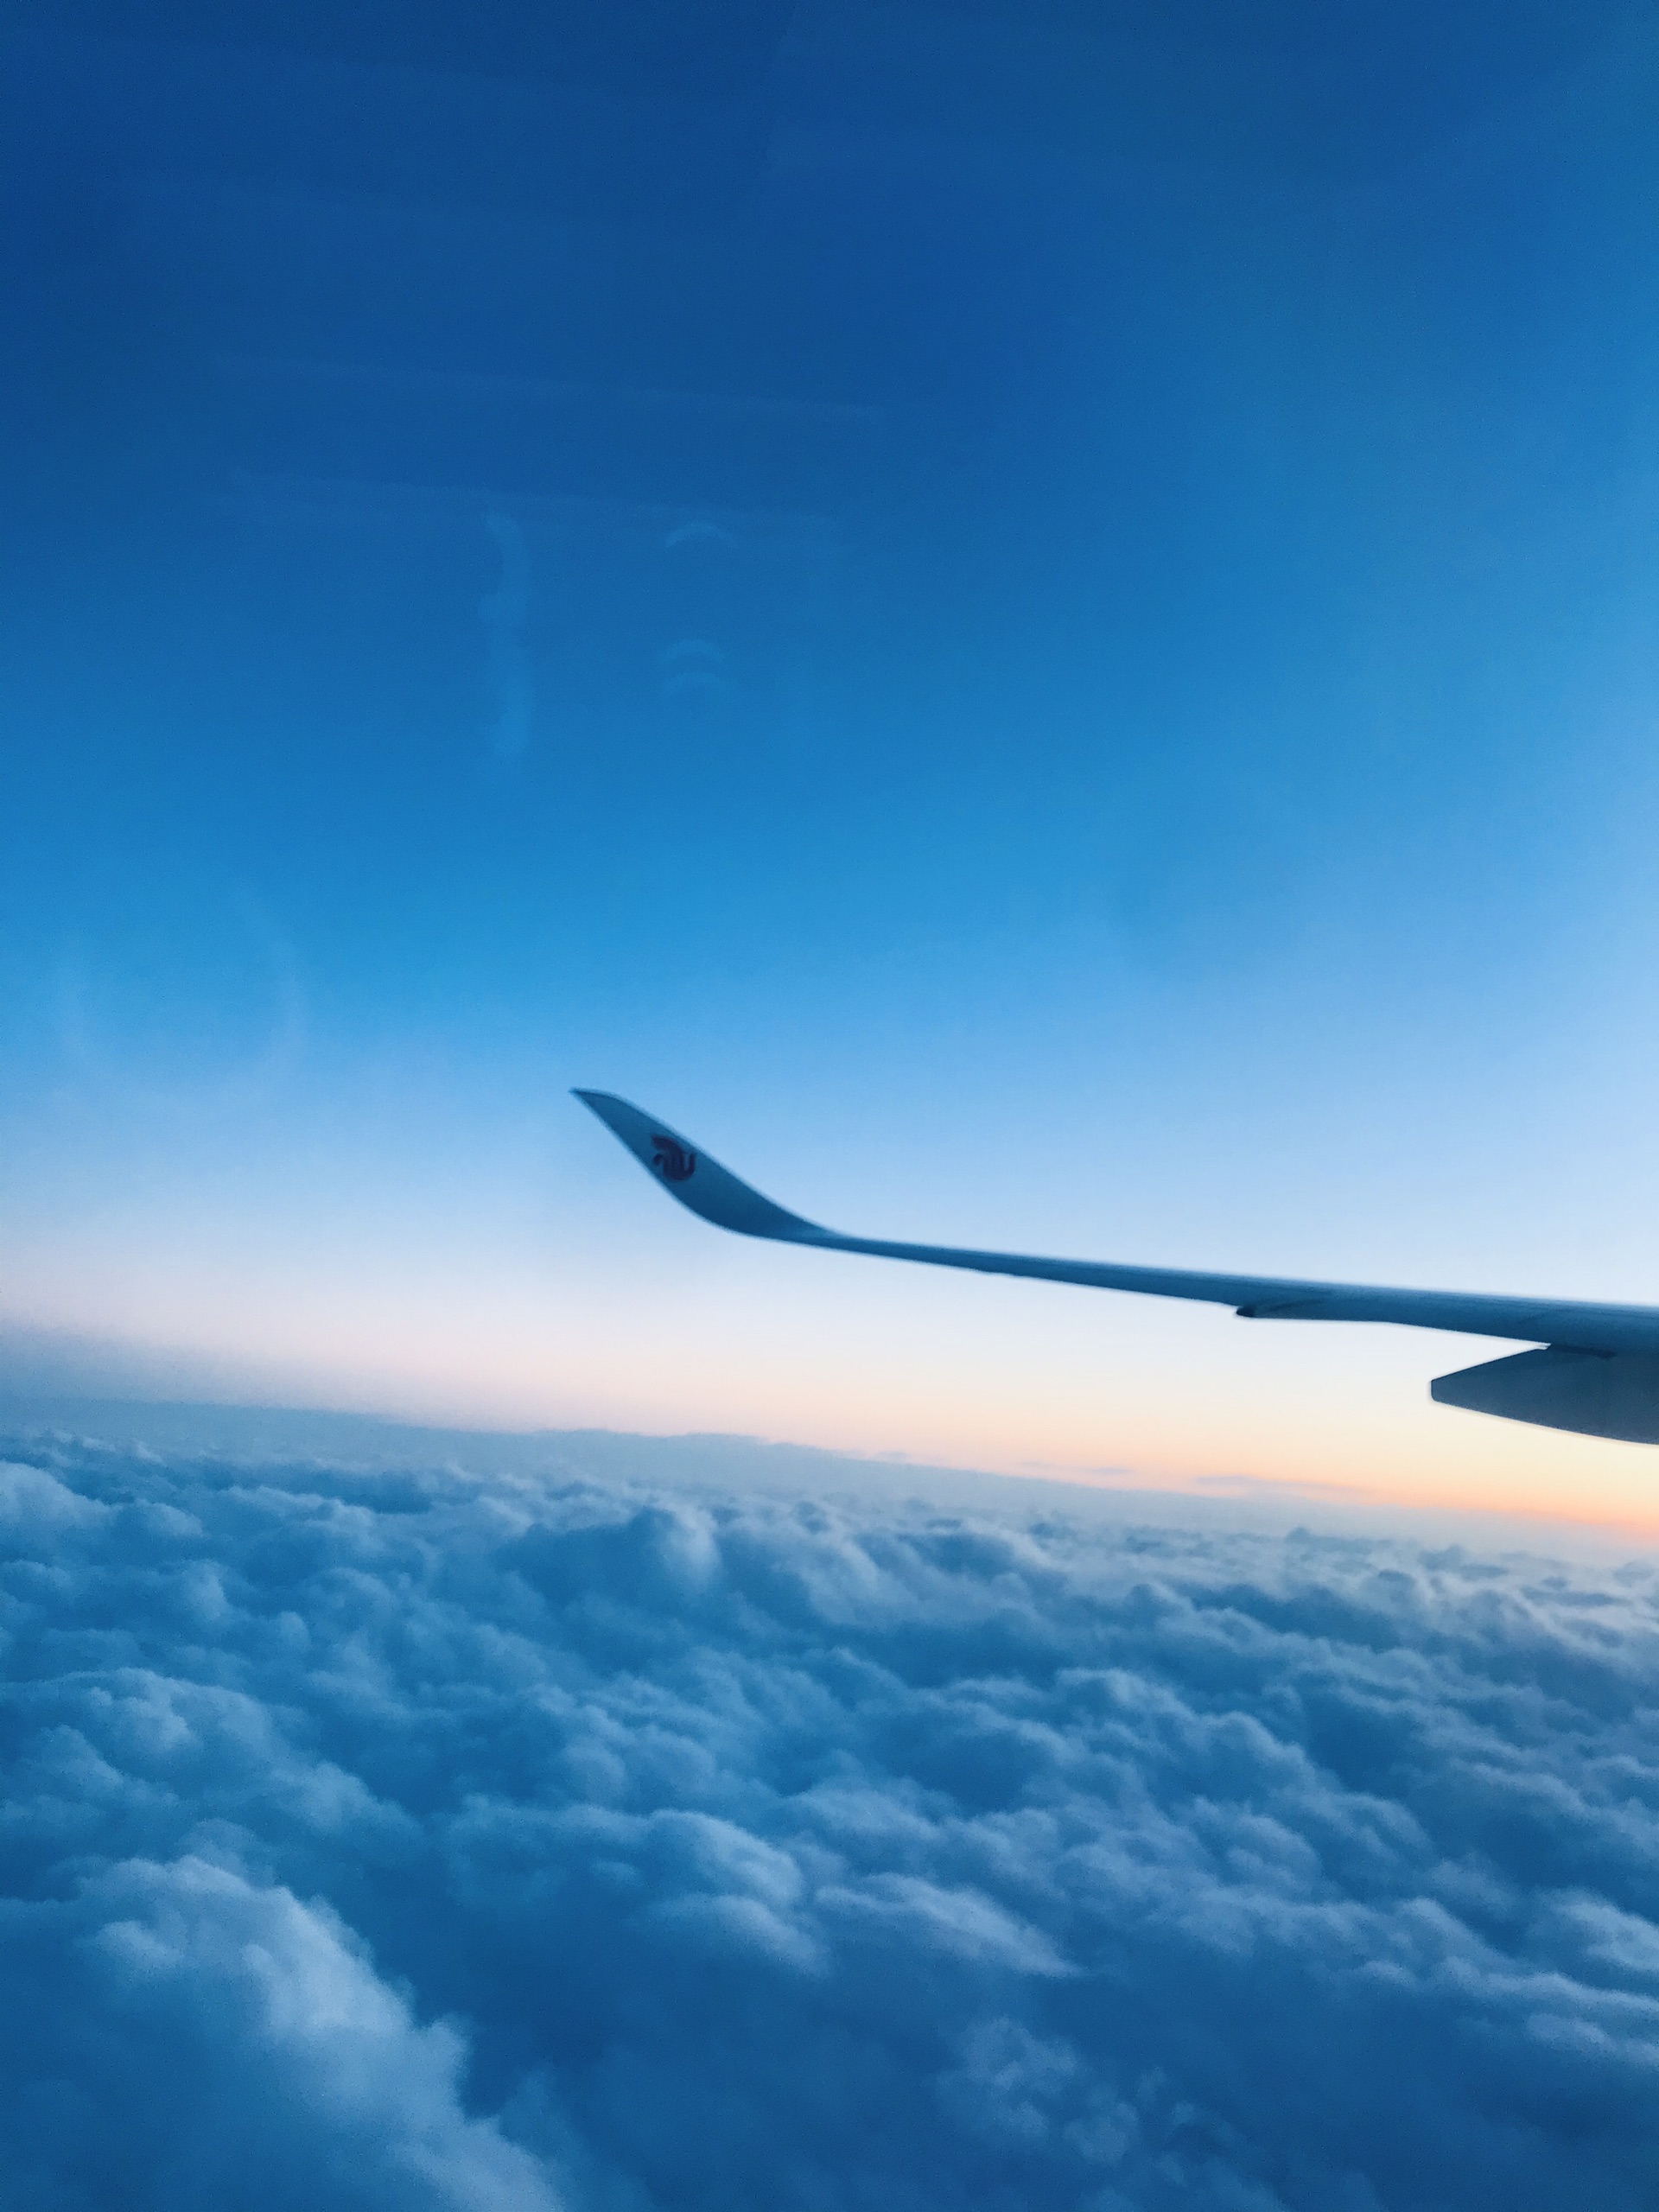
[12,1222,1659,1549]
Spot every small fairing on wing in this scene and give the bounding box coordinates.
[1431,1347,1659,1445]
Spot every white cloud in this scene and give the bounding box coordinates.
[0,1457,107,1530]
[3,1416,1659,2208]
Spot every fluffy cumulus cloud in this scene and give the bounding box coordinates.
[3,1425,1659,2209]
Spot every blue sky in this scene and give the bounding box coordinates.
[4,3,1659,1516]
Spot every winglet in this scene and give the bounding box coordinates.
[572,1090,830,1243]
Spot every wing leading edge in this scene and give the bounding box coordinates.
[573,1090,1659,1443]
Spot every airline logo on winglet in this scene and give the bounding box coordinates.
[650,1134,697,1183]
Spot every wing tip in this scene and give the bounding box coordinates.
[570,1086,830,1243]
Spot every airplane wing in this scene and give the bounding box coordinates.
[573,1089,1659,1443]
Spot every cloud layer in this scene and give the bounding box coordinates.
[3,1423,1659,2209]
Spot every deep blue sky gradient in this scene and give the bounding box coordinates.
[3,3,1659,1504]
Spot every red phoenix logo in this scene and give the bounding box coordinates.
[650,1135,697,1183]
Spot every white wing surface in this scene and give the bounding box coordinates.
[573,1090,1659,1442]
